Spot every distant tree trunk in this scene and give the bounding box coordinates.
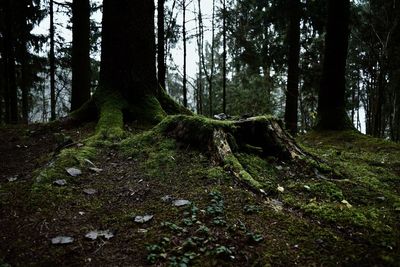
[209,0,215,116]
[71,0,91,112]
[4,0,18,124]
[157,0,166,93]
[196,0,203,114]
[182,0,188,108]
[20,45,29,123]
[316,0,352,130]
[49,0,56,121]
[284,0,301,135]
[222,0,227,114]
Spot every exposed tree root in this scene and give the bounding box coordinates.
[50,92,338,196]
[159,115,330,195]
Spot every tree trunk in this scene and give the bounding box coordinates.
[284,0,301,135]
[316,0,352,130]
[182,0,188,108]
[49,0,56,121]
[196,0,203,115]
[4,0,18,124]
[20,45,29,124]
[100,0,158,100]
[222,0,227,114]
[71,0,91,112]
[157,0,166,93]
[209,0,215,116]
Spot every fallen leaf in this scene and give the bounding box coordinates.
[85,230,114,240]
[83,188,97,195]
[7,176,18,182]
[173,199,191,207]
[51,236,74,245]
[53,179,67,186]
[134,215,154,223]
[65,167,82,177]
[341,199,352,208]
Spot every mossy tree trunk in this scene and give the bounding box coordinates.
[65,0,321,196]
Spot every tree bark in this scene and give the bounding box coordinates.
[49,0,56,121]
[284,0,301,135]
[71,0,91,112]
[222,0,227,114]
[196,0,203,114]
[209,0,215,116]
[157,0,166,93]
[316,0,352,130]
[182,0,188,108]
[99,0,158,100]
[4,0,18,124]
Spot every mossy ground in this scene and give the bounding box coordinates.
[0,123,399,266]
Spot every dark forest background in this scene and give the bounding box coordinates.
[0,0,399,141]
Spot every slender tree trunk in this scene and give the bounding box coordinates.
[209,0,215,116]
[157,0,166,92]
[71,0,91,112]
[222,0,227,114]
[284,0,301,135]
[49,0,56,120]
[21,46,29,123]
[196,0,203,114]
[372,67,385,137]
[4,0,18,124]
[182,0,188,107]
[316,0,351,130]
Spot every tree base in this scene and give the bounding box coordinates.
[159,115,326,195]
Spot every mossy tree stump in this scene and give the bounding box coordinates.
[160,115,311,194]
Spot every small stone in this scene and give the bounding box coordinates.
[53,179,67,186]
[173,199,191,207]
[83,188,97,195]
[51,236,74,245]
[134,215,154,223]
[66,167,82,177]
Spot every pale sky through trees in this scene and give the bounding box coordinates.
[31,0,365,133]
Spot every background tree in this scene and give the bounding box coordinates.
[284,0,301,135]
[71,0,91,111]
[157,0,166,92]
[317,0,352,130]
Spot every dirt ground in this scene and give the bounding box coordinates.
[1,123,399,266]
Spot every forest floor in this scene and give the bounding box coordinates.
[0,121,400,266]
